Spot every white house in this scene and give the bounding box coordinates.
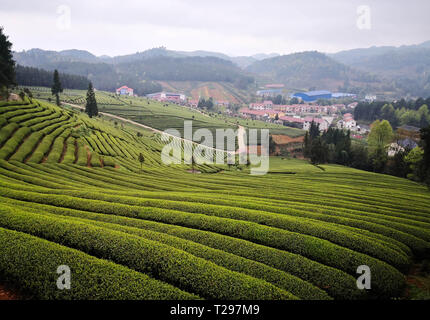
[337,113,357,130]
[388,143,405,157]
[303,117,328,131]
[116,86,134,96]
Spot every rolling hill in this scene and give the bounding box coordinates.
[13,49,255,98]
[329,42,430,97]
[245,51,382,93]
[0,98,429,300]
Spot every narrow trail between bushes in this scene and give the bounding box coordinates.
[62,102,238,155]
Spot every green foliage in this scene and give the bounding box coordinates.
[1,99,429,300]
[368,120,393,151]
[51,70,63,106]
[0,27,15,89]
[355,98,430,128]
[85,82,98,118]
[0,205,296,300]
[16,65,89,90]
[0,227,197,300]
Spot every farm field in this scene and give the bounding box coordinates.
[156,81,252,104]
[19,86,304,139]
[0,99,430,300]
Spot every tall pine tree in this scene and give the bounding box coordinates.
[51,69,63,106]
[85,82,98,118]
[0,27,16,99]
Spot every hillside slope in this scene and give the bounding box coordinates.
[0,99,429,300]
[330,42,430,97]
[246,51,383,93]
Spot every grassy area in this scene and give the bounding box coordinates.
[0,98,429,300]
[18,86,305,139]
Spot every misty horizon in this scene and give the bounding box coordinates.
[2,0,430,57]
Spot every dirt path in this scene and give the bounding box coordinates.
[58,135,69,163]
[84,145,92,168]
[73,139,78,164]
[63,102,237,155]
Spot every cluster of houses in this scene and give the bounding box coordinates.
[240,99,371,135]
[146,92,187,104]
[337,113,370,134]
[248,101,357,115]
[239,107,332,132]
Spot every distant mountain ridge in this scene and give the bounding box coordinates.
[14,47,280,69]
[13,48,255,96]
[329,41,430,97]
[245,51,383,94]
[13,40,430,98]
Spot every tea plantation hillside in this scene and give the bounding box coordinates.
[0,99,430,300]
[21,86,305,138]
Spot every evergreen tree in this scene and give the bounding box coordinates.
[310,137,327,165]
[420,126,430,187]
[309,121,320,140]
[85,82,98,118]
[51,69,63,106]
[0,27,16,99]
[138,153,145,170]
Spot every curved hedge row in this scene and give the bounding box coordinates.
[1,197,330,300]
[0,123,19,146]
[0,127,32,160]
[0,186,406,297]
[59,191,412,269]
[0,205,298,300]
[9,132,45,162]
[0,227,197,300]
[0,193,364,299]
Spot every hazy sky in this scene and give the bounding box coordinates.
[2,0,430,57]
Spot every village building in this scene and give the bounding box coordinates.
[146,92,187,104]
[187,99,199,108]
[116,86,134,96]
[303,117,328,131]
[249,100,273,110]
[337,113,357,130]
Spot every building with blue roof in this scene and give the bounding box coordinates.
[292,90,332,102]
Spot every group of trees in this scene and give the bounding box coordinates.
[354,97,430,128]
[263,95,305,106]
[303,119,430,187]
[197,97,214,110]
[16,65,90,89]
[304,123,351,165]
[15,47,255,94]
[1,27,98,118]
[0,27,15,99]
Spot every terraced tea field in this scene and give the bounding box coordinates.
[19,86,305,138]
[0,99,429,300]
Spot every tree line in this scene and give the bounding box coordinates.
[15,65,90,89]
[197,97,214,110]
[354,97,430,128]
[304,120,430,187]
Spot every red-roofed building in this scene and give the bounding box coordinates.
[116,86,134,96]
[188,99,199,108]
[265,84,285,89]
[303,117,328,131]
